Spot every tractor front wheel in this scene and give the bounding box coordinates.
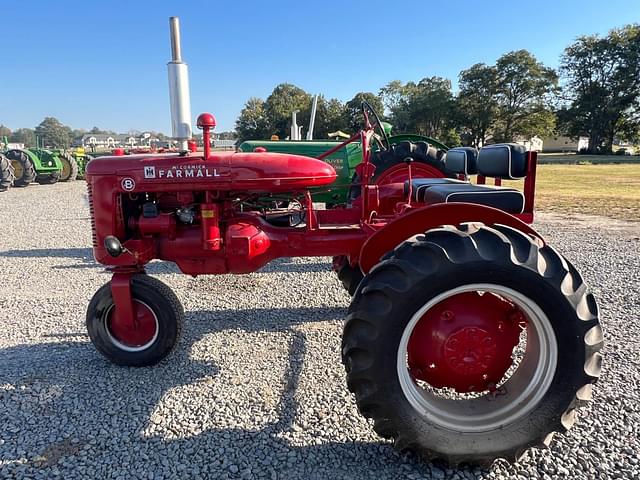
[342,223,602,466]
[86,275,184,366]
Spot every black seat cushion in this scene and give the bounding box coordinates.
[444,147,479,175]
[477,143,528,179]
[404,177,468,201]
[422,183,525,214]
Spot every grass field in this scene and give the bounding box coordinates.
[511,164,640,221]
[538,153,640,165]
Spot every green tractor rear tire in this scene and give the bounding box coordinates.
[0,154,15,192]
[348,140,449,203]
[5,150,36,187]
[59,153,79,182]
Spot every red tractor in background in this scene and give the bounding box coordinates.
[83,18,602,466]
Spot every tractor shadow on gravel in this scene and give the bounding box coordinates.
[0,306,486,479]
[0,247,100,271]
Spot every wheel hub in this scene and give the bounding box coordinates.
[12,161,23,179]
[61,160,70,179]
[408,292,524,393]
[107,301,158,349]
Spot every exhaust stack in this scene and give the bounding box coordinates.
[167,17,192,151]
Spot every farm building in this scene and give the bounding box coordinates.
[542,135,589,152]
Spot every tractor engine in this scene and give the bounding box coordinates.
[85,149,337,274]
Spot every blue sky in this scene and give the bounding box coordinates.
[2,0,639,134]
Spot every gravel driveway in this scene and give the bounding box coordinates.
[0,182,638,479]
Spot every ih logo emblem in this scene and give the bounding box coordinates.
[144,166,156,178]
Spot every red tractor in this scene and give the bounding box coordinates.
[83,18,602,466]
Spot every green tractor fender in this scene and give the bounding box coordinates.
[29,148,64,173]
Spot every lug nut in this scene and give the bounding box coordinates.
[441,310,454,321]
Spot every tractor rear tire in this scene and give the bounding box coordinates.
[5,150,36,187]
[36,171,61,185]
[342,223,602,466]
[0,154,14,192]
[59,153,79,181]
[349,140,449,202]
[86,274,184,367]
[333,255,364,296]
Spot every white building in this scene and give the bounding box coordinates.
[515,136,543,152]
[542,135,589,153]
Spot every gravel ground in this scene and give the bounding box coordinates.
[0,181,638,479]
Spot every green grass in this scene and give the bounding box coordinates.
[538,154,640,164]
[510,164,640,221]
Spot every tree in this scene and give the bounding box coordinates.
[343,92,384,133]
[406,77,455,138]
[456,64,500,147]
[0,125,11,139]
[35,117,73,148]
[10,128,36,147]
[264,83,312,139]
[493,50,558,142]
[380,81,416,133]
[558,24,640,153]
[235,97,270,141]
[380,78,457,139]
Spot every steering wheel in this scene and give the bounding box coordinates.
[361,100,390,151]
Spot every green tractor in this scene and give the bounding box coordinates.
[70,148,97,180]
[1,136,80,186]
[238,129,450,204]
[4,148,63,186]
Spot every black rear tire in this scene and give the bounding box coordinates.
[5,149,36,187]
[59,153,79,181]
[342,223,602,466]
[0,154,14,192]
[86,275,184,367]
[333,255,364,296]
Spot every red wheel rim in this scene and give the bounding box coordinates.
[397,284,558,433]
[105,300,159,351]
[407,291,524,393]
[374,163,445,186]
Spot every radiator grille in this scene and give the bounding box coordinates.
[86,183,97,248]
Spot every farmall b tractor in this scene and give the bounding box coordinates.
[84,18,602,466]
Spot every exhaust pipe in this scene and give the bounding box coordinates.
[167,17,192,151]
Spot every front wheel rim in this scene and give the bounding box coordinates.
[397,283,558,433]
[103,300,159,352]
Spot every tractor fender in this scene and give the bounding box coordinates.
[359,203,543,274]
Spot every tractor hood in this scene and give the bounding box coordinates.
[85,151,337,193]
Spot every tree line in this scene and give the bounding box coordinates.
[236,24,639,154]
[0,118,236,149]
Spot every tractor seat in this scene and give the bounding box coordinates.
[420,143,529,214]
[421,183,525,214]
[404,177,467,200]
[404,147,479,201]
